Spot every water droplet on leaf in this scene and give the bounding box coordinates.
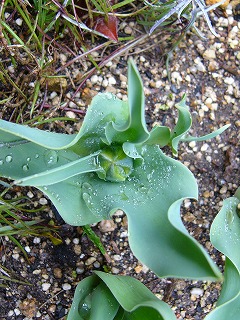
[22,164,29,171]
[5,155,12,163]
[44,150,58,166]
[226,210,234,225]
[82,182,93,192]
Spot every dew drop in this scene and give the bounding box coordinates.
[44,150,58,166]
[22,164,29,172]
[82,192,94,209]
[5,155,12,163]
[79,300,91,317]
[26,157,31,162]
[35,154,39,159]
[0,160,3,165]
[226,210,234,225]
[82,182,93,192]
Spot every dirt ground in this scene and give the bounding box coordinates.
[0,4,239,320]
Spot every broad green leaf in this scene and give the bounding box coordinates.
[54,144,220,280]
[206,189,240,319]
[67,271,176,320]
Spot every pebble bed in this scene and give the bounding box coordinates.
[0,5,239,320]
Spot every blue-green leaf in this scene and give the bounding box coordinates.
[67,271,176,320]
[105,59,149,145]
[182,124,231,142]
[206,188,240,319]
[14,152,101,186]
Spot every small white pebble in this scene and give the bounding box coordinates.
[91,75,99,84]
[203,49,216,60]
[111,267,120,274]
[189,141,196,148]
[201,143,209,152]
[190,288,203,296]
[228,16,234,25]
[205,97,213,105]
[8,311,14,317]
[85,257,96,265]
[29,82,35,88]
[65,111,76,119]
[120,231,128,237]
[65,238,71,245]
[155,80,162,88]
[124,26,132,34]
[24,246,31,253]
[39,197,48,205]
[220,185,227,194]
[12,253,19,260]
[218,17,228,27]
[50,91,57,99]
[27,191,34,198]
[8,65,15,73]
[42,283,51,291]
[224,77,234,85]
[113,254,121,261]
[15,18,23,26]
[33,269,41,275]
[185,75,191,82]
[102,79,109,87]
[108,76,116,85]
[62,283,71,291]
[76,267,85,274]
[106,61,112,67]
[91,51,99,58]
[14,309,21,316]
[59,53,67,62]
[141,265,149,273]
[33,237,41,244]
[93,261,101,268]
[69,101,77,108]
[73,238,79,244]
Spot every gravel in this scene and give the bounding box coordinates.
[0,5,239,320]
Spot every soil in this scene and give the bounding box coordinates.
[0,4,239,320]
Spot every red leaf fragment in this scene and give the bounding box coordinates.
[94,15,118,42]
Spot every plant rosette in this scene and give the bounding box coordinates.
[67,270,176,320]
[0,59,229,281]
